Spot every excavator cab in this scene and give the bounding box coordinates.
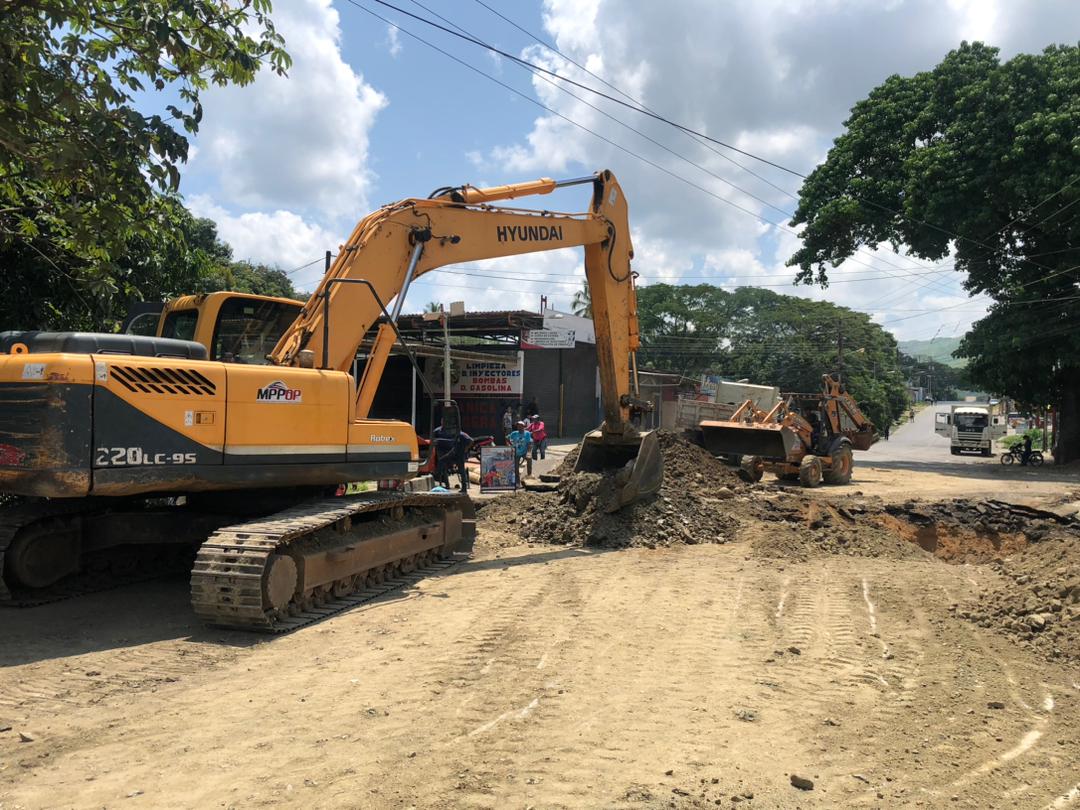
[122,292,305,363]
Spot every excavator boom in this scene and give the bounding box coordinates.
[270,170,661,506]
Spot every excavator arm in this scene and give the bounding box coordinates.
[269,171,660,505]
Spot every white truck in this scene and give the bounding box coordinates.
[934,403,1007,456]
[676,381,781,430]
[677,381,781,463]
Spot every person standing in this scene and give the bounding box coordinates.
[1022,433,1033,466]
[529,413,547,462]
[909,408,915,423]
[501,404,514,446]
[433,423,473,491]
[508,420,533,485]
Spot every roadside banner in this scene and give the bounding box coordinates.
[480,445,517,492]
[425,351,524,396]
[522,328,576,349]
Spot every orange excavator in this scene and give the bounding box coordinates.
[0,170,661,629]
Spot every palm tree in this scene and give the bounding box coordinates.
[570,282,591,318]
[423,301,443,313]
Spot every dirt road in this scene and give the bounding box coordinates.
[2,525,1079,809]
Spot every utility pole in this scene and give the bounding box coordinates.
[837,318,844,378]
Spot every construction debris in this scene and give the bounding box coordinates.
[477,432,744,548]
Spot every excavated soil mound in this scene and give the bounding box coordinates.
[952,523,1079,664]
[746,494,933,562]
[477,432,743,548]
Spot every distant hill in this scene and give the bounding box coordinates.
[897,337,966,368]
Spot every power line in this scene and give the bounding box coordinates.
[363,0,804,177]
[469,0,804,205]
[284,255,328,276]
[461,0,968,304]
[370,0,1078,286]
[351,0,968,304]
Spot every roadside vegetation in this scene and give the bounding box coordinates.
[0,0,295,331]
[788,42,1079,460]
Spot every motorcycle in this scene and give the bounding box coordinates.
[467,435,495,463]
[1000,444,1044,466]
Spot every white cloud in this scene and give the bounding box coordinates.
[188,195,341,291]
[386,24,402,58]
[468,0,1075,339]
[192,0,387,219]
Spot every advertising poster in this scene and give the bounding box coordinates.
[480,445,517,492]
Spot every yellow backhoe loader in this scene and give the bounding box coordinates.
[695,374,875,487]
[0,170,662,630]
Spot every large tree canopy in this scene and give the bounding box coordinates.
[1,205,300,332]
[787,42,1080,459]
[637,284,908,429]
[0,0,291,330]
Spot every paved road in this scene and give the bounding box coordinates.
[855,402,1080,497]
[866,401,992,466]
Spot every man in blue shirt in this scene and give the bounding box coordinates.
[507,420,533,485]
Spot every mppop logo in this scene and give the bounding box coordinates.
[256,381,302,403]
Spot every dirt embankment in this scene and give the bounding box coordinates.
[962,539,1079,663]
[477,431,744,548]
[747,494,1080,663]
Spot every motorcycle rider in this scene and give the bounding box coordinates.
[1022,433,1033,466]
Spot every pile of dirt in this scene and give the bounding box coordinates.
[477,431,744,548]
[746,495,933,561]
[957,534,1079,663]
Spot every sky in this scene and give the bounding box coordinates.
[178,0,1080,342]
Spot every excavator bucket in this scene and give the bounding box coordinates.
[574,429,664,512]
[698,420,797,461]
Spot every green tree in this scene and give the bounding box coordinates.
[898,353,971,401]
[636,284,908,428]
[200,261,300,301]
[787,42,1080,460]
[636,284,734,375]
[0,0,290,326]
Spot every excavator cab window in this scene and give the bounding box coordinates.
[161,309,199,342]
[210,297,303,364]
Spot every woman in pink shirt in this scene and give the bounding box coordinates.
[528,414,547,461]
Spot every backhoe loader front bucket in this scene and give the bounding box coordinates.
[698,421,798,461]
[574,429,663,512]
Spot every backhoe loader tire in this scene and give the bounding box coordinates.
[738,455,764,483]
[822,444,853,485]
[798,455,823,488]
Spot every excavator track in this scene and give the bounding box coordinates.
[190,490,474,633]
[0,499,193,606]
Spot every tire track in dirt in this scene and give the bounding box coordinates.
[0,641,242,716]
[307,552,573,803]
[444,548,768,808]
